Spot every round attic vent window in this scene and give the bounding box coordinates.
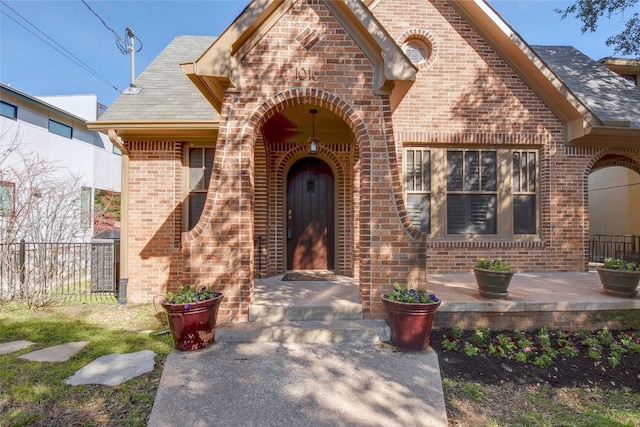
[403,39,431,65]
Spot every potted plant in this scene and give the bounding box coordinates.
[381,283,440,351]
[473,258,514,299]
[596,258,640,298]
[160,285,224,351]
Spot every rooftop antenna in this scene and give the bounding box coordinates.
[122,28,141,95]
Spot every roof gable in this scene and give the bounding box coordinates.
[181,0,416,111]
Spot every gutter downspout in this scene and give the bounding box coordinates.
[108,129,129,303]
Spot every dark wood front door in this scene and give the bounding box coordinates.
[287,158,334,270]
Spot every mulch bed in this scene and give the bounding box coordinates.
[430,328,640,391]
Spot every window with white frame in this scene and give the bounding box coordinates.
[403,147,539,238]
[186,146,214,230]
[0,181,15,216]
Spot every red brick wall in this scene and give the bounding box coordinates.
[370,0,589,275]
[125,141,184,303]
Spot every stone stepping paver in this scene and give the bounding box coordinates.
[0,340,35,355]
[65,350,156,386]
[18,341,89,362]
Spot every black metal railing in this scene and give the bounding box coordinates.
[589,234,640,263]
[0,240,119,302]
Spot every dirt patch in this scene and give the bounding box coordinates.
[431,328,640,390]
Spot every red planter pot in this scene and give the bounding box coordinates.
[381,295,441,351]
[161,294,224,351]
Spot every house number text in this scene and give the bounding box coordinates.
[295,66,322,81]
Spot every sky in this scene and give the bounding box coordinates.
[0,0,637,107]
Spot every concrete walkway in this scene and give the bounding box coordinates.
[148,342,447,427]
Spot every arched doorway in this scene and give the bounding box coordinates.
[286,157,335,270]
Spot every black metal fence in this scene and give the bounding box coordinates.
[589,234,640,263]
[0,240,119,302]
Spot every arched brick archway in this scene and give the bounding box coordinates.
[585,148,640,256]
[244,89,361,277]
[590,153,640,175]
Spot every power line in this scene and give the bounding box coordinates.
[0,1,122,94]
[81,0,142,55]
[80,0,122,44]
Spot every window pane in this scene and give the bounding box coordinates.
[406,150,416,191]
[447,195,496,234]
[528,152,536,192]
[407,194,430,233]
[481,151,496,191]
[0,101,17,119]
[513,153,521,192]
[521,152,528,191]
[49,119,72,138]
[405,43,425,64]
[415,150,423,191]
[469,195,496,234]
[189,148,204,191]
[447,195,467,234]
[189,193,207,230]
[422,150,430,190]
[464,151,479,191]
[514,195,536,234]
[406,150,430,192]
[204,148,214,190]
[447,151,463,191]
[187,147,214,231]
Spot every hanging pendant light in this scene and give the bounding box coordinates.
[307,109,319,154]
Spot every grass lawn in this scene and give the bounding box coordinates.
[2,303,639,426]
[0,302,173,427]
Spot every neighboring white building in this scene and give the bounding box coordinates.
[0,83,121,241]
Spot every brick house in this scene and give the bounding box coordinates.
[90,0,640,322]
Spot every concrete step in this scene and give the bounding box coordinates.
[248,302,363,322]
[216,319,390,344]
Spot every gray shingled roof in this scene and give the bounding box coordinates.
[100,37,640,129]
[98,36,218,122]
[532,45,640,128]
